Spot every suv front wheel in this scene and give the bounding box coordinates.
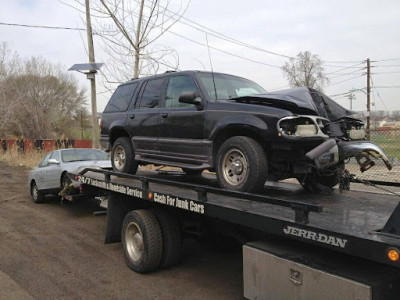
[111,137,138,174]
[216,136,268,193]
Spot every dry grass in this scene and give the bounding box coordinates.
[0,146,50,169]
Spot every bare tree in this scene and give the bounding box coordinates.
[66,0,189,87]
[282,51,329,92]
[391,110,400,121]
[0,45,87,139]
[0,42,21,137]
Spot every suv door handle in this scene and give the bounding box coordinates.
[129,114,135,119]
[161,113,168,118]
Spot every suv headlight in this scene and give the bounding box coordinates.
[277,115,329,138]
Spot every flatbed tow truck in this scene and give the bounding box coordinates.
[69,168,400,299]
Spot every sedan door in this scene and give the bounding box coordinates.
[158,75,207,166]
[35,152,52,190]
[44,150,63,189]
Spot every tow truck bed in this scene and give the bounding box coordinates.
[74,168,400,270]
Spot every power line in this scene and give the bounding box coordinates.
[0,20,283,69]
[371,76,389,112]
[168,30,283,69]
[0,21,85,31]
[329,68,365,80]
[133,0,365,64]
[326,74,364,87]
[373,86,400,88]
[134,0,295,60]
[374,58,400,62]
[120,7,285,69]
[328,88,366,98]
[372,71,400,75]
[325,62,365,75]
[372,65,400,68]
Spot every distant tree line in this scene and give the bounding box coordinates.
[0,42,87,139]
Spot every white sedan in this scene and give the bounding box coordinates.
[28,148,111,203]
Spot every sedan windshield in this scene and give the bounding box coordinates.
[196,73,266,100]
[61,149,110,162]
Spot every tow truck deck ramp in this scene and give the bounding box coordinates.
[73,169,400,299]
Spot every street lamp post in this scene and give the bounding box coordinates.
[68,63,104,148]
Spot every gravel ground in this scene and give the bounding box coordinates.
[0,162,244,300]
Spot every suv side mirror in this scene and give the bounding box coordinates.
[48,158,60,165]
[178,92,204,110]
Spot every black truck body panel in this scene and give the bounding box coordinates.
[73,169,400,270]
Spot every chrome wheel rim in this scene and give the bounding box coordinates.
[222,148,248,186]
[113,145,126,170]
[125,222,144,262]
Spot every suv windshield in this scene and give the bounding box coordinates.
[196,73,266,100]
[61,149,110,162]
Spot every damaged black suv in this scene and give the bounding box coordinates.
[100,70,391,193]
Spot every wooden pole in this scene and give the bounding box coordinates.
[85,0,100,148]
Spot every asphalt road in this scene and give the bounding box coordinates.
[0,162,244,300]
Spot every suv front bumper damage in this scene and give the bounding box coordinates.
[305,139,392,172]
[338,141,392,172]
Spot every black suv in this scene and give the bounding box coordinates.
[100,70,391,192]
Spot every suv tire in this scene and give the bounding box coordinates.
[111,137,138,174]
[216,136,267,193]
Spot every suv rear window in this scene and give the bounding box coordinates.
[104,83,138,112]
[139,78,164,108]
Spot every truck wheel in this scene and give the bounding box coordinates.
[152,210,182,269]
[182,168,203,176]
[122,210,163,273]
[111,137,138,174]
[31,181,44,204]
[216,136,268,193]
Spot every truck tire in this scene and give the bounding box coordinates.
[31,181,44,204]
[111,137,138,174]
[122,210,163,273]
[152,210,182,268]
[216,136,268,193]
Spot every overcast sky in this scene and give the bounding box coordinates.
[1,0,399,112]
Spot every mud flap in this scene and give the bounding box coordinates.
[105,193,140,244]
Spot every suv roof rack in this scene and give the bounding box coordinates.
[165,70,177,73]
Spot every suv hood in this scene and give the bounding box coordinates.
[232,87,354,121]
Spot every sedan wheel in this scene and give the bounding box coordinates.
[31,182,44,204]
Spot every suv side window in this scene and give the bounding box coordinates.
[104,83,138,112]
[139,78,164,108]
[165,75,198,108]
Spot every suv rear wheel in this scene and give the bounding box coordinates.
[216,136,268,193]
[111,137,138,174]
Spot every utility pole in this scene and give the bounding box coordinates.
[366,58,371,141]
[346,92,356,110]
[85,0,100,148]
